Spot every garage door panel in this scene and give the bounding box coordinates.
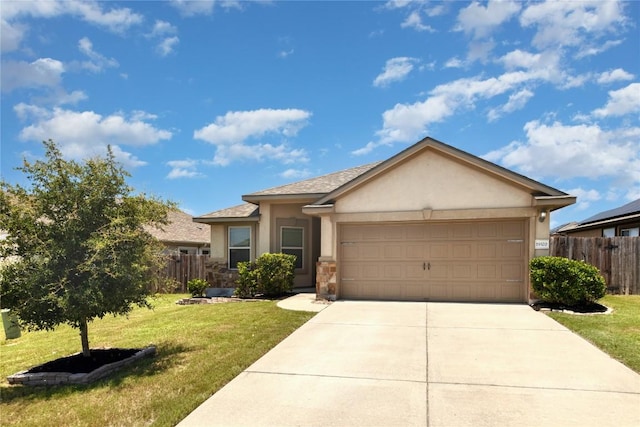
[429,244,449,259]
[340,221,527,303]
[452,243,473,258]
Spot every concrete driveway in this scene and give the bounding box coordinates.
[178,301,640,427]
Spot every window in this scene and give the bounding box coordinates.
[281,226,303,269]
[621,227,639,237]
[603,227,615,237]
[229,226,251,269]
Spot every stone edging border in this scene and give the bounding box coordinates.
[7,345,156,386]
[534,305,613,316]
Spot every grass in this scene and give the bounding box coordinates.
[546,295,640,374]
[0,294,315,427]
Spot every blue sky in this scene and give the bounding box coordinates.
[1,0,639,228]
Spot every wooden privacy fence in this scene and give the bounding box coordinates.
[161,254,209,292]
[550,236,640,295]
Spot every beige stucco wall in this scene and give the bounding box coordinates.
[262,202,315,287]
[335,151,532,213]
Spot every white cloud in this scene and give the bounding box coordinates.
[444,57,464,68]
[487,88,534,122]
[194,108,311,144]
[373,57,418,87]
[597,69,634,84]
[193,108,311,166]
[1,19,27,52]
[2,1,142,54]
[520,0,626,49]
[575,39,623,59]
[157,36,180,57]
[280,168,311,179]
[278,49,294,58]
[352,141,387,156]
[401,11,435,32]
[484,121,640,196]
[166,159,204,179]
[170,0,241,16]
[592,83,640,118]
[211,142,309,167]
[456,0,521,39]
[14,104,172,165]
[1,58,65,92]
[148,20,178,37]
[566,187,601,210]
[146,20,180,57]
[373,71,537,145]
[4,0,143,33]
[76,37,119,73]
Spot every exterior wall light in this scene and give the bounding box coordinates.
[539,210,547,222]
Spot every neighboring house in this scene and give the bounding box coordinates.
[557,198,640,237]
[146,209,211,255]
[194,137,575,303]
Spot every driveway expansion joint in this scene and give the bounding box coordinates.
[244,370,428,385]
[430,380,640,395]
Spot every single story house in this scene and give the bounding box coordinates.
[555,198,640,237]
[194,137,575,303]
[146,209,211,255]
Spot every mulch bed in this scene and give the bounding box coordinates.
[530,301,609,314]
[27,349,139,374]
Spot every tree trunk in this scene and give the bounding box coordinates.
[79,317,91,358]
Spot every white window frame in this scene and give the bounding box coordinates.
[228,226,251,269]
[280,226,304,270]
[620,227,639,237]
[602,227,615,237]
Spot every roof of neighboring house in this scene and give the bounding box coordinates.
[146,209,210,245]
[550,222,578,234]
[578,198,640,225]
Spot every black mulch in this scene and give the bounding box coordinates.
[530,301,608,314]
[27,349,140,374]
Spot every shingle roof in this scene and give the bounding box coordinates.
[579,198,640,225]
[244,162,382,197]
[146,209,210,244]
[194,203,259,220]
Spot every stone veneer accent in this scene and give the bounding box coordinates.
[7,346,156,386]
[316,260,337,300]
[205,260,239,288]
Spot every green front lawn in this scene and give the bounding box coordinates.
[0,294,315,427]
[546,295,640,374]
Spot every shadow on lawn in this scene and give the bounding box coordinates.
[0,342,192,403]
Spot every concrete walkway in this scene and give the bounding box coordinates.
[178,300,640,427]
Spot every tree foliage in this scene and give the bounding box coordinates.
[0,140,174,356]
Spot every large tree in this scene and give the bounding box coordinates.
[0,140,173,357]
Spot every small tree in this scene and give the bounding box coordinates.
[0,140,173,357]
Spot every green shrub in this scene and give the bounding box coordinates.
[187,278,209,297]
[235,261,259,298]
[235,253,296,298]
[529,256,606,306]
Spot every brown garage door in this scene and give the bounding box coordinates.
[339,220,527,302]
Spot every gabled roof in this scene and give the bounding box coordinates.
[193,203,259,224]
[242,162,381,202]
[579,198,640,225]
[146,209,210,245]
[311,137,574,209]
[195,136,576,222]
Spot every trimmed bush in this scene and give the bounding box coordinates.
[529,256,606,306]
[235,253,296,298]
[187,278,208,297]
[235,261,259,298]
